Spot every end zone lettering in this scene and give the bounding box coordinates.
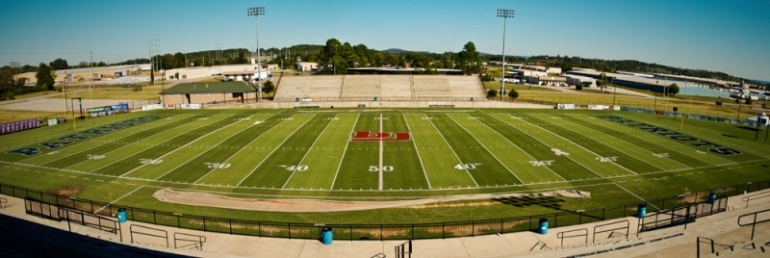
[7,116,161,156]
[599,116,742,156]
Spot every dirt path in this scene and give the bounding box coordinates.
[152,188,591,212]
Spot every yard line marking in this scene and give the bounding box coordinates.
[282,115,335,189]
[379,113,384,191]
[447,114,524,184]
[88,114,232,174]
[615,114,766,157]
[512,115,638,176]
[41,114,194,168]
[0,114,178,154]
[428,115,479,187]
[193,112,284,184]
[553,116,680,171]
[481,114,567,182]
[236,114,316,187]
[330,114,359,190]
[94,185,144,214]
[152,115,258,180]
[116,115,245,178]
[614,182,660,210]
[568,115,697,168]
[403,114,432,189]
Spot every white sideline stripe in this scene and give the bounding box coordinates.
[403,114,432,189]
[447,114,524,184]
[236,114,317,187]
[282,114,335,189]
[88,114,232,174]
[475,114,565,182]
[614,182,660,210]
[379,113,384,191]
[153,115,257,180]
[511,114,637,176]
[117,115,246,178]
[330,114,360,190]
[428,115,479,187]
[194,112,284,184]
[94,185,144,214]
[2,158,765,193]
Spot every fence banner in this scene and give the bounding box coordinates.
[181,104,201,109]
[589,105,611,110]
[0,118,41,135]
[166,103,175,109]
[142,104,163,111]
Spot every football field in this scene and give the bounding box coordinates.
[1,108,769,222]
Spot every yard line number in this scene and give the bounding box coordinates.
[139,159,163,165]
[279,165,308,172]
[369,165,393,172]
[454,163,482,170]
[204,162,231,169]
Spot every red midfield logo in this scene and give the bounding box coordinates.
[351,131,411,142]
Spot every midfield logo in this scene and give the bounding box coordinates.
[351,131,411,142]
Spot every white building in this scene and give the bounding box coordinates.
[296,62,318,72]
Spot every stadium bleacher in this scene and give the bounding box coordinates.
[274,75,485,101]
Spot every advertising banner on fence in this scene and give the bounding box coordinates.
[166,103,175,109]
[556,104,576,110]
[112,103,129,112]
[0,118,41,135]
[181,104,201,109]
[142,104,163,111]
[589,105,611,110]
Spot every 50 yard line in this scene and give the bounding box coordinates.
[379,113,384,191]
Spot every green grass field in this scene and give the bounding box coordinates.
[1,108,769,224]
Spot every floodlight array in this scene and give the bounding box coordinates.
[497,9,514,18]
[248,6,265,16]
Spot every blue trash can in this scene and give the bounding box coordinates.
[374,97,378,101]
[470,97,474,102]
[117,208,127,223]
[296,97,299,102]
[708,193,717,204]
[637,204,647,218]
[538,218,548,235]
[322,227,333,245]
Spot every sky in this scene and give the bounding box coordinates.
[1,0,768,81]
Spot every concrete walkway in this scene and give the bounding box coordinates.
[1,189,769,257]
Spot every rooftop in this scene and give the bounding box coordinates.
[161,81,257,95]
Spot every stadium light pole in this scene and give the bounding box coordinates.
[498,9,514,101]
[248,6,265,101]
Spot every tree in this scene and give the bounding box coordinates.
[49,58,69,70]
[598,73,608,93]
[36,63,55,91]
[458,42,481,74]
[487,89,498,98]
[318,38,343,74]
[668,83,679,96]
[262,80,275,95]
[507,89,519,100]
